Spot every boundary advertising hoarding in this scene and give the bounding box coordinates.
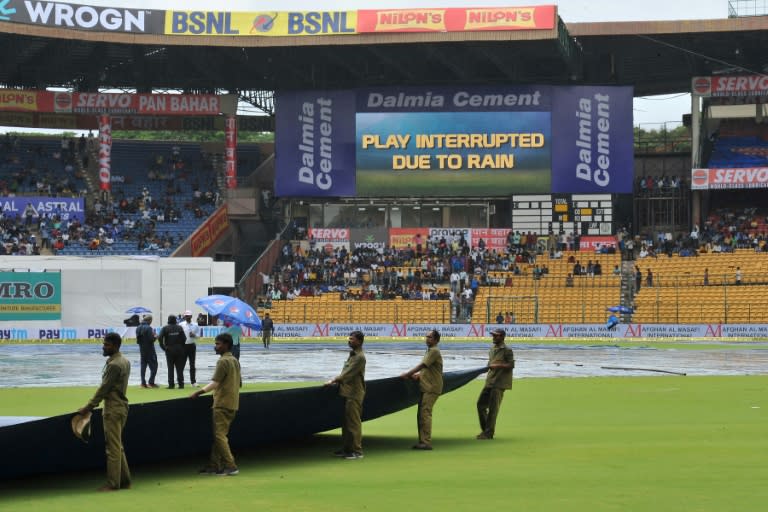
[691,167,768,190]
[0,271,61,321]
[190,206,230,257]
[692,75,768,97]
[0,111,273,131]
[0,89,223,115]
[1,2,556,36]
[0,196,85,222]
[275,86,634,198]
[2,322,767,340]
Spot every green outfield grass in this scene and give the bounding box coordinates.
[356,167,548,195]
[1,376,766,511]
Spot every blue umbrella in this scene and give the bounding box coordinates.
[195,295,262,330]
[126,306,152,314]
[606,305,634,314]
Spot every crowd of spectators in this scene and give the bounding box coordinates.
[635,174,686,196]
[257,231,580,321]
[625,206,768,260]
[1,134,87,197]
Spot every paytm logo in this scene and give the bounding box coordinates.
[0,0,17,21]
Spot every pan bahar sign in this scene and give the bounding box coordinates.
[275,85,633,197]
[0,272,62,321]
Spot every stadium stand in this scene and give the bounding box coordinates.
[632,249,768,323]
[54,140,219,256]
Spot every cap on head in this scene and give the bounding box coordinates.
[184,310,192,316]
[490,327,506,338]
[142,314,152,323]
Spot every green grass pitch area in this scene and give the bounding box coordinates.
[1,376,766,511]
[356,167,548,196]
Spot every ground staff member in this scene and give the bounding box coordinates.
[476,327,515,440]
[190,332,241,476]
[158,315,187,389]
[325,330,366,460]
[78,332,131,491]
[401,329,443,450]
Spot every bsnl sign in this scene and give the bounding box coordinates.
[169,11,354,35]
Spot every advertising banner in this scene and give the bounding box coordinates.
[275,86,633,197]
[388,228,428,250]
[5,323,768,340]
[428,227,473,248]
[578,235,617,251]
[165,10,356,36]
[98,115,111,191]
[471,228,511,252]
[0,272,61,321]
[4,1,165,33]
[550,86,635,193]
[350,228,389,253]
[0,111,273,131]
[0,89,223,115]
[692,75,768,97]
[275,90,357,197]
[190,206,230,257]
[0,89,40,111]
[0,196,85,222]
[357,5,556,33]
[691,167,768,190]
[225,115,238,189]
[309,228,351,254]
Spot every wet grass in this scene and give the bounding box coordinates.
[1,377,767,511]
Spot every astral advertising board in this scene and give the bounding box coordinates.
[0,196,85,222]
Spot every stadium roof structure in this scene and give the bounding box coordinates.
[2,13,768,112]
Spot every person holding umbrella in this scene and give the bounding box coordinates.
[224,321,242,360]
[195,295,263,361]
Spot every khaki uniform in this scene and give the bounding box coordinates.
[335,348,366,454]
[210,351,241,470]
[477,344,515,438]
[87,351,131,489]
[417,346,443,446]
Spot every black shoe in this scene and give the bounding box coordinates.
[178,385,185,389]
[167,385,175,389]
[216,467,239,476]
[412,443,433,450]
[344,452,363,460]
